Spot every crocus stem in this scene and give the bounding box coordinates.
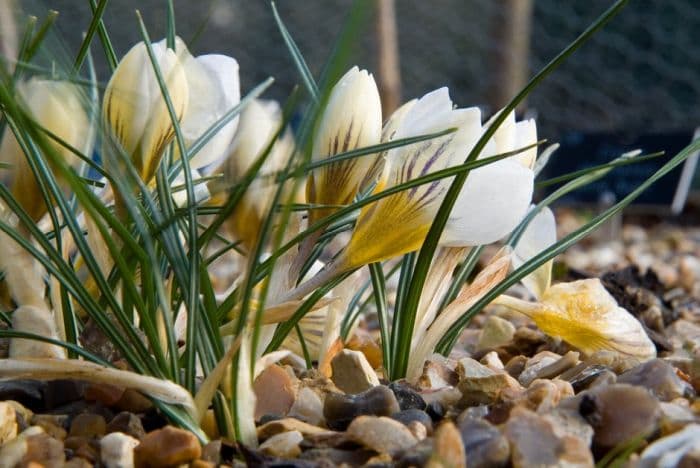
[277,259,344,303]
[288,229,322,285]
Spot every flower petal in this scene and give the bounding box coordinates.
[180,53,240,172]
[308,67,382,220]
[441,158,533,246]
[512,205,556,299]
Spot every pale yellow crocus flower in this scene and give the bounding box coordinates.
[222,98,293,248]
[103,39,188,183]
[307,66,382,224]
[0,78,91,220]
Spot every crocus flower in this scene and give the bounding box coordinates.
[341,88,537,269]
[307,66,382,223]
[495,207,656,361]
[103,38,188,183]
[0,78,91,219]
[222,98,293,248]
[166,37,240,173]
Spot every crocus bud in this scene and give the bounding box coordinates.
[307,67,382,223]
[103,39,188,183]
[166,37,240,173]
[0,78,90,220]
[224,99,293,247]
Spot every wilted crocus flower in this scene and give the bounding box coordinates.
[0,78,90,220]
[103,38,188,183]
[496,207,656,361]
[307,66,382,223]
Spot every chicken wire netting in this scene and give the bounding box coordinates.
[16,0,700,142]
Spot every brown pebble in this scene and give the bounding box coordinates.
[134,425,201,468]
[116,389,153,413]
[427,421,466,468]
[84,383,125,407]
[64,457,93,468]
[254,364,298,420]
[106,412,145,440]
[69,414,107,439]
[23,433,65,466]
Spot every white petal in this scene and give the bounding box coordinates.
[181,53,240,171]
[441,158,533,246]
[513,206,556,298]
[513,119,537,168]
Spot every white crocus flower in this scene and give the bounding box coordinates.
[164,37,241,173]
[307,66,382,224]
[103,38,188,183]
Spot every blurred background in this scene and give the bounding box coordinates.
[3,0,700,209]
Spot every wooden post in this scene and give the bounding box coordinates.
[0,0,18,71]
[375,0,401,116]
[489,0,534,113]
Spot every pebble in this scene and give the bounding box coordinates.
[391,409,433,434]
[23,432,66,466]
[457,358,524,406]
[323,385,400,430]
[425,400,445,422]
[504,407,593,468]
[253,364,298,420]
[542,408,594,446]
[106,412,146,440]
[406,421,428,441]
[388,381,426,410]
[618,358,692,401]
[579,384,661,449]
[638,424,700,468]
[418,358,459,389]
[299,447,373,466]
[0,402,17,444]
[115,389,153,414]
[476,315,516,351]
[330,349,380,394]
[133,425,201,467]
[69,413,107,439]
[659,402,697,433]
[480,351,505,370]
[521,379,572,412]
[427,421,465,468]
[31,415,67,441]
[346,416,418,455]
[259,430,303,458]
[458,417,510,468]
[518,351,562,387]
[287,386,324,426]
[85,383,126,407]
[100,432,139,468]
[256,417,336,440]
[560,364,615,392]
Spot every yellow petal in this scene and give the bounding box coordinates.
[341,88,481,268]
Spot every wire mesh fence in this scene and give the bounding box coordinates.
[14,0,700,143]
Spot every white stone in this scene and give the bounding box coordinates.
[0,402,17,444]
[100,432,139,468]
